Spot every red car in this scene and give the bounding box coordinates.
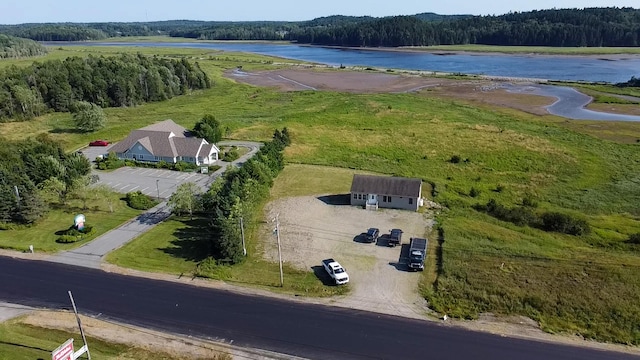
[89,140,109,147]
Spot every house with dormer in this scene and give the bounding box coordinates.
[108,120,219,165]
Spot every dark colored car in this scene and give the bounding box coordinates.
[388,228,403,247]
[364,228,379,243]
[89,140,109,146]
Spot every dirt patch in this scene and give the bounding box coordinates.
[262,196,434,319]
[226,67,557,115]
[18,310,303,360]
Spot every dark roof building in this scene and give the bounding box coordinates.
[350,174,422,211]
[108,119,219,165]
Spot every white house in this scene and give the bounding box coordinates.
[350,174,422,211]
[108,120,219,165]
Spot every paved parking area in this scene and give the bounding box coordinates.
[95,167,212,199]
[79,144,113,162]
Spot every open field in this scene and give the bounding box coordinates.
[2,46,640,344]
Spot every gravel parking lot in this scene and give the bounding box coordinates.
[263,195,435,318]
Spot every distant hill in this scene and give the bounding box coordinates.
[1,7,638,47]
[0,34,47,58]
[413,12,472,21]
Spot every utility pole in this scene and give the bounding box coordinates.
[274,213,284,287]
[68,291,91,360]
[240,217,246,256]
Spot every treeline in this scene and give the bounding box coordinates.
[0,34,48,58]
[0,54,211,120]
[0,135,91,225]
[290,8,640,47]
[3,7,638,46]
[0,25,108,41]
[0,21,217,41]
[200,129,291,264]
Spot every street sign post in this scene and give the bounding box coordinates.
[52,339,74,360]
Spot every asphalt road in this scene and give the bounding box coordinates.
[1,258,635,360]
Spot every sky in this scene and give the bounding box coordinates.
[0,0,638,24]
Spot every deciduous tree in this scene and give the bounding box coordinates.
[72,101,106,132]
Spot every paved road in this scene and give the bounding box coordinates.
[0,258,635,360]
[49,140,262,268]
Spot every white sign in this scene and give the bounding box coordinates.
[201,166,208,174]
[52,339,74,360]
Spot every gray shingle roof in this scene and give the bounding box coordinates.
[173,137,204,158]
[140,119,190,137]
[109,119,216,159]
[350,175,422,198]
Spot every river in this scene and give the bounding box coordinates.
[49,41,640,121]
[51,41,640,84]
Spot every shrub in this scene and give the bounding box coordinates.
[477,199,537,227]
[469,187,481,198]
[540,212,591,236]
[494,184,505,193]
[125,191,158,210]
[449,155,462,163]
[95,152,125,170]
[627,233,640,244]
[56,224,95,243]
[223,147,240,162]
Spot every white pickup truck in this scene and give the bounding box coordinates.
[322,258,349,285]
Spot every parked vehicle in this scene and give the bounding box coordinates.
[89,140,109,146]
[364,228,379,243]
[388,228,403,247]
[408,237,428,271]
[322,258,349,285]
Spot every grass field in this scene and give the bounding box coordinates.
[2,45,640,343]
[105,212,349,297]
[0,195,141,253]
[409,44,640,55]
[0,320,215,360]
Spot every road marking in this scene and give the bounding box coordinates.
[129,186,140,191]
[140,169,153,175]
[120,184,132,191]
[113,183,121,187]
[140,187,149,192]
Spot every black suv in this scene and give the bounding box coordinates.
[388,229,403,247]
[364,228,380,243]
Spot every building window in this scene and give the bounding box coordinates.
[353,194,357,199]
[358,194,362,200]
[409,198,413,205]
[155,156,161,161]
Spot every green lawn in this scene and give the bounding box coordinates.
[0,320,225,359]
[0,196,141,253]
[106,214,349,297]
[2,46,640,343]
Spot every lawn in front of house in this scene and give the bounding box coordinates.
[0,195,141,253]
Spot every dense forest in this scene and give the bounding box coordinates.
[3,8,637,47]
[0,136,90,225]
[0,54,210,120]
[0,34,47,58]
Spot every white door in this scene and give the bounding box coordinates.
[368,194,378,204]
